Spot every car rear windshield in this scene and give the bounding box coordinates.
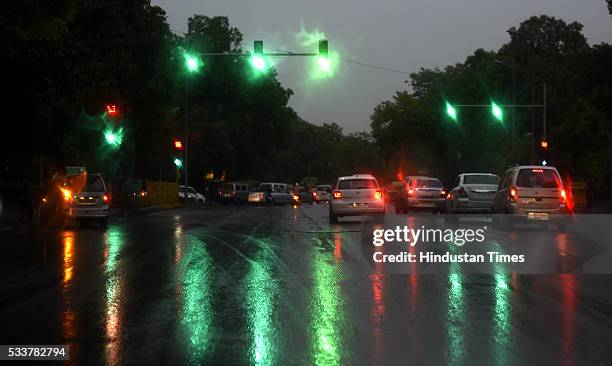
[516,169,560,188]
[317,186,331,192]
[338,179,378,189]
[221,183,235,191]
[463,175,500,185]
[416,179,442,188]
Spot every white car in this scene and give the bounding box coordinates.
[248,183,292,205]
[314,185,332,202]
[179,185,205,205]
[329,174,385,223]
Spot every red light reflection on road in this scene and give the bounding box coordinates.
[560,274,577,365]
[62,232,76,342]
[370,242,385,364]
[333,233,342,262]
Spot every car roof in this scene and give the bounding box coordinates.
[406,176,439,180]
[338,174,376,180]
[506,165,559,172]
[460,173,499,176]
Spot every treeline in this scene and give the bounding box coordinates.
[1,0,377,187]
[371,15,612,196]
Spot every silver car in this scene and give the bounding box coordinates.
[446,173,500,214]
[492,165,569,229]
[398,176,446,213]
[329,174,385,223]
[66,173,111,226]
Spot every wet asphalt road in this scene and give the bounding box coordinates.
[1,204,612,366]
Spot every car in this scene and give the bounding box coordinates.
[329,174,385,223]
[65,173,111,226]
[248,182,292,205]
[314,185,332,203]
[219,182,249,205]
[395,176,446,213]
[446,173,500,214]
[179,185,205,205]
[492,165,569,230]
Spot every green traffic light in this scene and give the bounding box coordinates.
[491,102,503,122]
[184,52,202,73]
[317,56,331,72]
[174,158,183,168]
[104,127,123,148]
[250,55,267,71]
[445,102,458,122]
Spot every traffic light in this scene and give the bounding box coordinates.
[445,102,458,122]
[540,140,548,149]
[491,102,503,122]
[173,139,183,150]
[104,127,123,148]
[317,40,330,71]
[174,158,183,168]
[250,40,268,72]
[106,104,118,117]
[184,52,202,73]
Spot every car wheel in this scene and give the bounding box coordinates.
[199,199,205,206]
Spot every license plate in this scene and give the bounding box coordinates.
[351,202,368,207]
[527,212,549,220]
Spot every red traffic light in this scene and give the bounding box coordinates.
[173,139,183,149]
[540,140,548,149]
[106,104,118,116]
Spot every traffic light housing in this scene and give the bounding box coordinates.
[254,40,263,55]
[250,40,269,72]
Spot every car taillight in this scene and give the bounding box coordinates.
[456,187,467,197]
[103,194,109,203]
[560,188,566,203]
[333,191,342,199]
[292,195,299,201]
[407,188,414,197]
[374,190,382,200]
[313,192,317,196]
[509,186,517,202]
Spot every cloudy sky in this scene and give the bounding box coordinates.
[153,0,612,132]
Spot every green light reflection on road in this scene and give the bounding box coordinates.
[103,226,125,366]
[311,248,345,366]
[447,244,464,366]
[245,243,279,366]
[493,249,511,366]
[180,235,213,363]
